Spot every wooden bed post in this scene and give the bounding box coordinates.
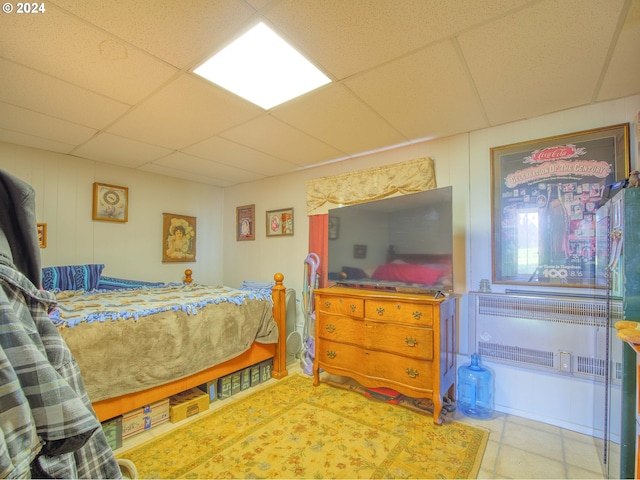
[271,272,288,379]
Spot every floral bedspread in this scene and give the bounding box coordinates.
[54,283,278,402]
[51,283,271,328]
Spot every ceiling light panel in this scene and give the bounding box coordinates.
[193,22,330,109]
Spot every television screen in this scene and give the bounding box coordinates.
[327,186,453,294]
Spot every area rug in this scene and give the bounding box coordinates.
[117,374,489,479]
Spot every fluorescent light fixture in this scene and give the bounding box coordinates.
[193,22,331,110]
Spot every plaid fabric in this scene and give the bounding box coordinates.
[0,263,121,478]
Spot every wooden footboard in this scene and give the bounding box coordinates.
[92,272,288,422]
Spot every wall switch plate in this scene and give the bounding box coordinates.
[560,351,572,373]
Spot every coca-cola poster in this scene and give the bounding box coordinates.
[491,124,629,287]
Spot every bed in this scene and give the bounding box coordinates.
[44,265,287,422]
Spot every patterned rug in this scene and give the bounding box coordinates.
[117,374,489,479]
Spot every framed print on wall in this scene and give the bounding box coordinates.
[328,216,340,240]
[162,213,196,263]
[37,223,46,248]
[236,204,255,241]
[491,123,629,287]
[92,182,128,222]
[266,208,294,237]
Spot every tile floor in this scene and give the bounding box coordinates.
[115,364,613,479]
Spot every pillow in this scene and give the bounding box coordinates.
[96,276,165,291]
[341,266,368,280]
[42,264,105,291]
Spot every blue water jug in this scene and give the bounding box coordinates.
[457,353,494,419]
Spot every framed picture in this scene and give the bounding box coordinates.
[266,208,294,237]
[162,213,196,263]
[92,182,128,222]
[236,204,255,241]
[353,244,367,259]
[491,123,630,287]
[37,223,46,248]
[328,216,340,240]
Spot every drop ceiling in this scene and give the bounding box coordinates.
[0,0,638,187]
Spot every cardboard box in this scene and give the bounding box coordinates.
[250,365,261,386]
[198,379,218,403]
[169,388,209,423]
[101,416,122,450]
[260,359,273,383]
[218,374,232,399]
[122,398,170,439]
[241,368,251,390]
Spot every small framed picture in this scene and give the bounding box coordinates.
[266,208,294,237]
[92,182,128,222]
[328,216,340,240]
[37,223,47,248]
[354,244,367,259]
[162,213,196,263]
[236,204,255,241]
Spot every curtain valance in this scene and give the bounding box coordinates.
[306,157,436,215]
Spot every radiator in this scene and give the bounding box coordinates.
[469,292,623,383]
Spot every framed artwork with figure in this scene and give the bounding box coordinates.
[491,123,629,287]
[236,204,255,241]
[162,213,196,263]
[266,208,294,237]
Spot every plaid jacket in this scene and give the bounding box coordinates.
[0,262,121,478]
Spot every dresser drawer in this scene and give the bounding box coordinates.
[365,321,433,360]
[365,300,433,326]
[317,295,364,318]
[316,339,364,371]
[317,313,364,346]
[367,349,433,391]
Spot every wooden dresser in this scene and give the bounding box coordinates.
[312,287,457,424]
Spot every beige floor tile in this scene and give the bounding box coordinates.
[507,414,563,435]
[565,464,606,479]
[502,421,564,462]
[479,438,500,472]
[562,435,604,474]
[496,444,567,479]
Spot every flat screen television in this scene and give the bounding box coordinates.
[327,186,453,295]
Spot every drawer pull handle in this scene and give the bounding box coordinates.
[406,368,419,378]
[327,350,337,359]
[350,304,357,312]
[413,311,422,320]
[405,337,418,347]
[324,301,331,308]
[376,307,385,316]
[325,324,336,333]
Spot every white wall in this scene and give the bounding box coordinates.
[0,142,224,285]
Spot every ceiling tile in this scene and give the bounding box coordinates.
[0,102,96,145]
[264,0,532,79]
[183,136,299,176]
[0,128,75,154]
[459,0,628,125]
[0,5,178,104]
[151,151,266,185]
[139,163,234,188]
[107,74,264,150]
[0,58,130,128]
[345,41,488,140]
[272,84,408,154]
[598,0,640,100]
[220,115,346,166]
[72,132,172,168]
[51,0,256,69]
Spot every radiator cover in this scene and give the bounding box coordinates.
[469,292,623,383]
